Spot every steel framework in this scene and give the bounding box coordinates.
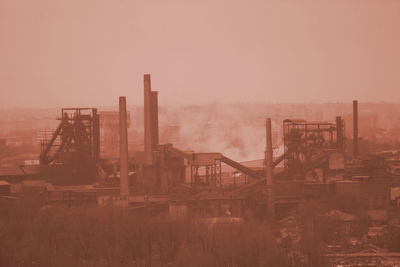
[39,108,100,183]
[282,119,345,177]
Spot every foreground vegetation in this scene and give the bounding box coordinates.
[0,196,294,267]
[0,194,374,266]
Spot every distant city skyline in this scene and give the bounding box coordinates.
[1,0,400,108]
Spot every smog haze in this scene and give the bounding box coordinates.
[1,0,400,108]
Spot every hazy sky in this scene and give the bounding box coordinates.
[1,0,399,108]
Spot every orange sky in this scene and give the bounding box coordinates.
[1,0,399,108]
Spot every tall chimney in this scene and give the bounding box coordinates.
[150,91,159,150]
[353,100,358,157]
[92,108,100,161]
[119,96,130,196]
[265,118,275,222]
[144,74,153,165]
[336,116,343,151]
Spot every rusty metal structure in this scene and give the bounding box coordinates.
[133,74,265,194]
[32,77,370,226]
[281,118,345,179]
[39,108,100,184]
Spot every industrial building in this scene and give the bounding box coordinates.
[2,75,400,266]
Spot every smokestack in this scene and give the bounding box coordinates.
[119,96,130,196]
[150,91,159,149]
[353,100,358,157]
[144,74,153,165]
[92,108,100,161]
[265,118,275,222]
[336,116,343,151]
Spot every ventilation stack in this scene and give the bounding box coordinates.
[353,100,358,158]
[265,118,275,222]
[336,116,343,152]
[144,74,159,165]
[119,96,130,196]
[144,75,153,165]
